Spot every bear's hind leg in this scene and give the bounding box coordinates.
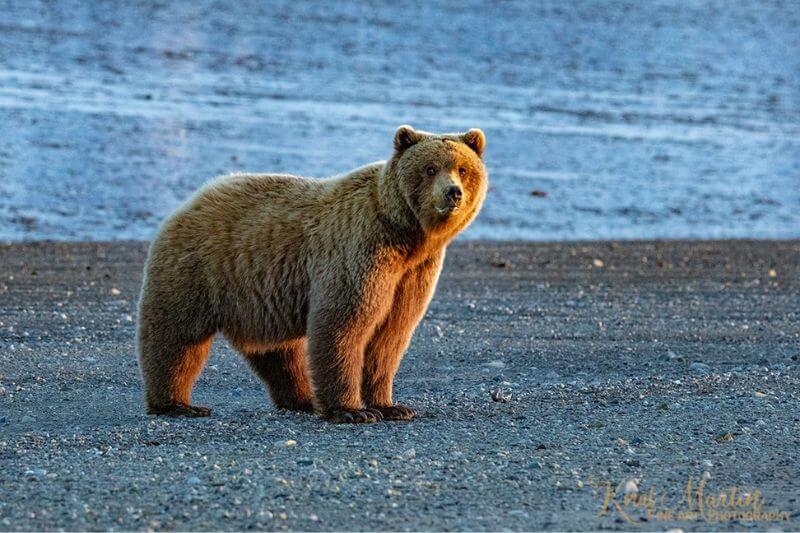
[243,340,314,412]
[140,334,215,417]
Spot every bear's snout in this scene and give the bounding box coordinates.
[444,185,463,206]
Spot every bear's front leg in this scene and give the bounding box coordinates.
[306,279,395,424]
[362,253,443,421]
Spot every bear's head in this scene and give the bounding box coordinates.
[383,125,488,239]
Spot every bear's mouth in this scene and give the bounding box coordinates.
[435,205,460,215]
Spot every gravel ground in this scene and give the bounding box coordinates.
[0,240,798,531]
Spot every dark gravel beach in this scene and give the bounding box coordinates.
[0,240,798,531]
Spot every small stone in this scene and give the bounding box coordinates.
[716,432,734,443]
[530,189,548,198]
[21,415,35,423]
[593,259,604,268]
[403,448,416,460]
[110,287,121,295]
[490,388,512,403]
[768,269,777,278]
[624,479,638,494]
[187,476,201,486]
[702,459,713,468]
[753,391,767,398]
[702,471,712,480]
[283,439,297,447]
[486,360,506,369]
[690,362,711,374]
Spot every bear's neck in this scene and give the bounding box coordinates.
[374,162,429,256]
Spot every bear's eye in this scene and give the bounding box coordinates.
[425,166,436,177]
[458,167,467,177]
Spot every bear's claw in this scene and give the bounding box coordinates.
[372,404,416,421]
[147,403,212,417]
[328,408,384,424]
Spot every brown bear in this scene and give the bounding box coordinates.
[136,125,488,423]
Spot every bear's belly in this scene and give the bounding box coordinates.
[218,269,309,350]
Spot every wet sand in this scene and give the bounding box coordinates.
[1,1,799,241]
[0,239,798,530]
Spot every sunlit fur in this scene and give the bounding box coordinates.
[136,125,488,422]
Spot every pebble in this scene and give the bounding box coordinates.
[486,360,506,368]
[490,388,512,403]
[624,479,638,494]
[690,362,711,374]
[186,476,201,486]
[21,415,35,423]
[702,459,713,468]
[716,432,734,442]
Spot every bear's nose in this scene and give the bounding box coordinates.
[445,185,463,205]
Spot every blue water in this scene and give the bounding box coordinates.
[1,1,798,241]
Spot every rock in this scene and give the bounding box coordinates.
[187,476,201,486]
[624,479,638,494]
[690,362,711,374]
[702,459,713,468]
[486,360,506,369]
[716,432,734,443]
[593,259,605,268]
[21,415,35,423]
[490,388,512,403]
[753,391,767,398]
[403,448,416,460]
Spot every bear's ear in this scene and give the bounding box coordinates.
[461,129,486,158]
[394,125,423,152]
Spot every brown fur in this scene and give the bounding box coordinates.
[136,125,488,423]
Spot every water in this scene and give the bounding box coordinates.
[1,0,798,241]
